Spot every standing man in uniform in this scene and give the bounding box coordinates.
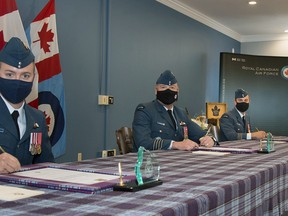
[132,70,216,151]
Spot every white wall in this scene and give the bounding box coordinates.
[241,40,288,57]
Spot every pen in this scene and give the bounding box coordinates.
[199,126,212,144]
[0,146,6,153]
[205,126,211,136]
[118,161,123,186]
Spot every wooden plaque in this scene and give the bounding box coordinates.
[206,102,227,119]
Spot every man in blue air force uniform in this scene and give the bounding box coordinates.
[133,70,216,151]
[219,88,266,141]
[0,37,54,174]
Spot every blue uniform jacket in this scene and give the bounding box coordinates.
[219,107,252,141]
[0,97,54,165]
[132,100,206,151]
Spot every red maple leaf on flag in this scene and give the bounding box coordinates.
[0,31,6,50]
[43,111,51,132]
[33,22,54,53]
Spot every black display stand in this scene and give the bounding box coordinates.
[113,179,163,192]
[257,149,275,154]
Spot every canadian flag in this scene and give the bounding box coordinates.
[27,0,66,158]
[0,0,28,50]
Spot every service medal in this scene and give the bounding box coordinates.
[30,132,42,155]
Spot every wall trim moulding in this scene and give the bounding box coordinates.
[241,34,288,43]
[157,0,241,41]
[157,0,288,43]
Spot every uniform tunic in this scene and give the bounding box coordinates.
[132,100,206,151]
[0,97,54,165]
[220,107,251,141]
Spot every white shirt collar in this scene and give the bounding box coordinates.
[0,94,25,116]
[163,105,174,112]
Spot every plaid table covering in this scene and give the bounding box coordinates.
[1,138,288,216]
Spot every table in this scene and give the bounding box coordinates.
[1,138,288,216]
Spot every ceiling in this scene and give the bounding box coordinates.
[157,0,288,42]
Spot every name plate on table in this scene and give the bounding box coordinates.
[113,146,162,192]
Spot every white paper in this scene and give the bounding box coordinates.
[12,167,119,185]
[192,150,230,156]
[0,185,45,201]
[274,141,285,144]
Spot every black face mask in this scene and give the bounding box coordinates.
[0,77,33,104]
[236,102,249,112]
[157,89,178,105]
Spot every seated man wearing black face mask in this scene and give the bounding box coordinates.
[0,37,54,174]
[219,88,266,141]
[132,70,215,151]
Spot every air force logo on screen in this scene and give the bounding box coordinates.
[281,66,288,80]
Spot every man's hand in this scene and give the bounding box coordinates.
[172,139,199,150]
[0,153,21,174]
[199,136,214,148]
[252,131,266,140]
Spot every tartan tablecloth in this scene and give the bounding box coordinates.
[1,138,288,216]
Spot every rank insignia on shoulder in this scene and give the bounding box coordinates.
[137,105,145,110]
